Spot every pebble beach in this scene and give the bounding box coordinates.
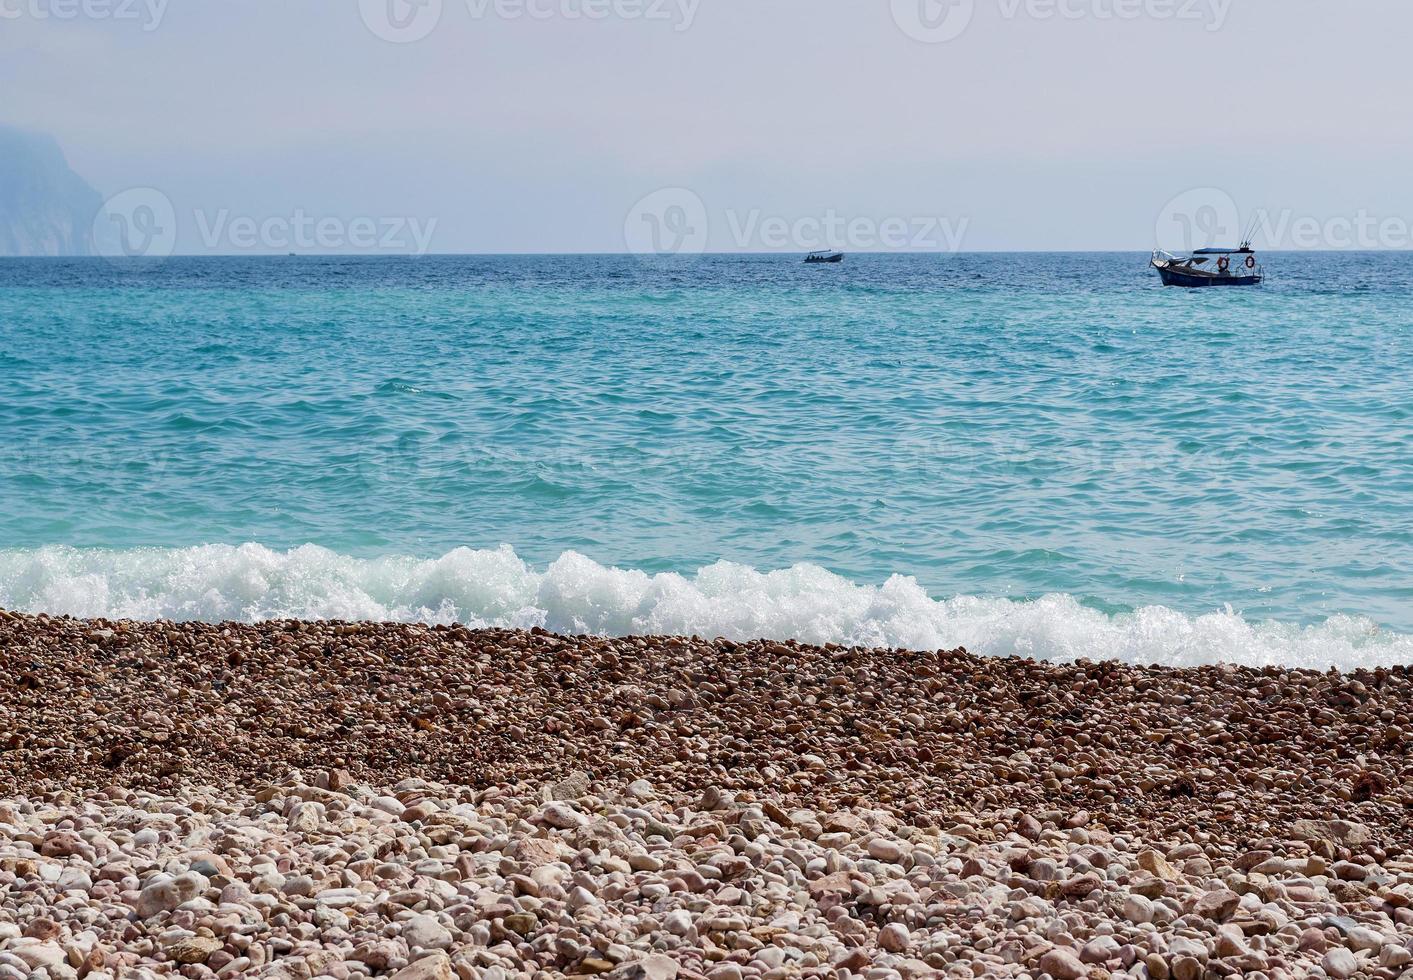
[4,612,1413,979]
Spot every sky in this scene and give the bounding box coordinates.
[4,0,1413,253]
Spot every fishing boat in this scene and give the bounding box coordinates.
[1151,241,1263,287]
[804,250,844,264]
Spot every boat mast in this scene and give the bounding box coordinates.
[1239,214,1260,250]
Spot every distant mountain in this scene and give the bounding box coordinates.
[0,125,103,256]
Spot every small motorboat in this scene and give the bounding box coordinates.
[805,250,844,264]
[1151,241,1263,287]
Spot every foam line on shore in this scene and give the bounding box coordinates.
[0,542,1407,669]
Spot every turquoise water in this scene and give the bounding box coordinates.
[1,253,1409,666]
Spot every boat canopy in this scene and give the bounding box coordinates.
[1193,247,1255,254]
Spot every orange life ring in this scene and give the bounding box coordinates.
[1217,256,1230,272]
[1245,255,1257,269]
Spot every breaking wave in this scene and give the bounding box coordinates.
[1,543,1408,670]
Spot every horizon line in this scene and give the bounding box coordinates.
[4,248,1411,259]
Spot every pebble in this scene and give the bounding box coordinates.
[402,914,453,951]
[1322,947,1359,978]
[1038,947,1087,980]
[0,614,1409,979]
[1,615,1406,852]
[866,838,907,863]
[1,774,1389,978]
[543,802,587,829]
[391,952,454,980]
[877,923,910,952]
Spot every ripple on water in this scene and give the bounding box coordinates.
[0,253,1410,645]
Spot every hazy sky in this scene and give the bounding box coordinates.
[5,0,1412,252]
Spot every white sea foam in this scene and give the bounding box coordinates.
[0,543,1407,670]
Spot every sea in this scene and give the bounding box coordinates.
[1,253,1409,669]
